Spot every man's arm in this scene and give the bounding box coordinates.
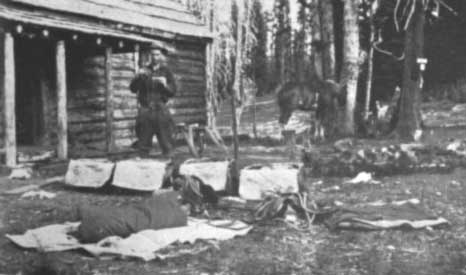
[162,67,177,98]
[129,74,141,94]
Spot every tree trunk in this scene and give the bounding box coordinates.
[319,0,336,80]
[229,0,243,195]
[342,0,360,136]
[394,1,424,140]
[233,0,244,108]
[235,0,252,127]
[311,5,324,80]
[205,0,216,128]
[365,1,377,119]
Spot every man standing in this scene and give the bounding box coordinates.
[130,48,177,156]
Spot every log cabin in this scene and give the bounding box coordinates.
[0,0,212,166]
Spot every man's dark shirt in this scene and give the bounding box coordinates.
[129,65,177,108]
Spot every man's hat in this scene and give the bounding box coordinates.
[152,47,169,56]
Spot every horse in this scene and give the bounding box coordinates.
[276,77,346,140]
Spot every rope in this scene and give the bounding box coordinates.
[252,192,323,230]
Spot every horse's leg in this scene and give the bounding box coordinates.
[279,123,286,142]
[319,122,325,140]
[313,119,319,142]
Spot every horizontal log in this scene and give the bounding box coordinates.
[177,41,206,49]
[75,141,106,151]
[69,122,106,134]
[173,60,205,70]
[82,67,134,79]
[173,66,204,77]
[172,113,207,124]
[68,94,105,104]
[178,88,204,96]
[68,100,106,110]
[175,44,206,53]
[112,53,133,61]
[111,70,135,78]
[113,119,135,130]
[83,54,131,65]
[172,50,204,61]
[114,138,133,148]
[112,76,135,84]
[168,99,205,109]
[171,96,205,105]
[69,88,104,98]
[177,73,205,83]
[73,77,106,88]
[69,130,106,143]
[113,129,134,139]
[114,99,138,110]
[174,58,205,68]
[114,109,137,119]
[171,107,206,115]
[112,64,136,71]
[82,67,105,77]
[69,111,106,123]
[83,61,133,71]
[114,96,137,104]
[83,57,104,66]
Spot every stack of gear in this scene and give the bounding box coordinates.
[253,193,448,231]
[253,193,325,228]
[325,201,449,230]
[302,143,466,177]
[162,161,219,215]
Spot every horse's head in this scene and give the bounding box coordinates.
[277,83,318,124]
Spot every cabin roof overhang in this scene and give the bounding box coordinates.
[0,6,153,45]
[0,0,212,44]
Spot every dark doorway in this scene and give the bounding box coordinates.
[15,37,54,146]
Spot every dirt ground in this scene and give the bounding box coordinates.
[2,126,466,275]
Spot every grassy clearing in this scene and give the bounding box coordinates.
[1,137,466,274]
[2,120,466,274]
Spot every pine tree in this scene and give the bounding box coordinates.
[251,0,268,95]
[342,0,361,135]
[273,0,293,84]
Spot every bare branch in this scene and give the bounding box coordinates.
[401,0,411,18]
[437,0,458,16]
[394,0,402,32]
[373,40,404,61]
[403,0,416,31]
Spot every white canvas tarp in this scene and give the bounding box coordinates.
[239,163,300,200]
[179,160,230,191]
[112,159,169,191]
[6,218,252,261]
[65,159,115,188]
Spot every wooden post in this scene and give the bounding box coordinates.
[229,95,239,196]
[105,47,114,152]
[3,32,16,167]
[133,44,140,74]
[182,124,199,158]
[252,96,257,139]
[56,40,68,160]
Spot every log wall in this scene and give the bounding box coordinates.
[68,42,207,151]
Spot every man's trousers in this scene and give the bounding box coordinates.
[135,104,175,156]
